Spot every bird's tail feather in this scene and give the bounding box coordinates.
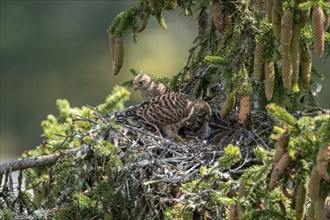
[115,104,142,121]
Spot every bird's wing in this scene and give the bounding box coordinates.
[137,92,192,125]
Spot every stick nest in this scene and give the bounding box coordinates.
[100,109,272,219]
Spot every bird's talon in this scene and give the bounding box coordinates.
[174,135,185,142]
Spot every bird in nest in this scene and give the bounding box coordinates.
[115,92,211,141]
[131,72,212,140]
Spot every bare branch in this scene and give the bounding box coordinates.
[0,148,78,175]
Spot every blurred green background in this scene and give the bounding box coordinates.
[0,1,329,162]
[0,1,197,162]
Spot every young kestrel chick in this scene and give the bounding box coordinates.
[133,73,170,102]
[115,92,211,139]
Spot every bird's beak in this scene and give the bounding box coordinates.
[133,86,138,91]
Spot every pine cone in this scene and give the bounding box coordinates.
[312,6,325,57]
[281,54,293,91]
[238,95,251,127]
[269,152,291,190]
[314,197,326,220]
[212,0,225,33]
[272,133,289,171]
[273,0,282,14]
[109,34,124,75]
[224,12,232,31]
[290,23,302,84]
[265,0,273,23]
[219,92,235,118]
[255,0,264,11]
[309,166,321,202]
[325,0,330,30]
[301,48,312,87]
[272,8,281,41]
[295,183,307,220]
[301,9,310,24]
[326,198,330,220]
[325,11,330,31]
[229,204,238,220]
[253,43,265,84]
[264,60,275,101]
[281,10,294,54]
[316,144,330,182]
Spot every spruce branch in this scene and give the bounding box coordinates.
[0,148,81,175]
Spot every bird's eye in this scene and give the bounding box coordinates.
[139,81,144,85]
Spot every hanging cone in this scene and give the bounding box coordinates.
[281,54,293,91]
[238,95,251,127]
[264,60,275,101]
[212,0,225,33]
[281,10,294,54]
[219,92,235,118]
[272,8,281,41]
[109,34,124,75]
[312,6,325,57]
[253,43,265,84]
[290,23,302,84]
[301,48,312,87]
[273,0,282,14]
[265,0,273,23]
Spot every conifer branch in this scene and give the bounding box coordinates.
[0,148,79,175]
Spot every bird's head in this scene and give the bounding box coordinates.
[192,99,212,121]
[133,73,151,91]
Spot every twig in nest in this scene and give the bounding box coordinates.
[75,114,98,125]
[53,134,76,152]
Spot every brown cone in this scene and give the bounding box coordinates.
[325,0,330,31]
[265,0,273,23]
[212,0,225,33]
[253,43,265,84]
[272,8,281,41]
[264,60,275,101]
[281,54,292,91]
[312,6,325,57]
[238,95,251,127]
[281,10,294,54]
[273,0,282,14]
[290,23,302,83]
[301,48,312,87]
[219,92,235,118]
[109,34,124,75]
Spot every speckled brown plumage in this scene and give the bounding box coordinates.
[133,73,170,102]
[116,92,211,139]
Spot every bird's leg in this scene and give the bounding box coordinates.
[161,124,186,142]
[174,135,185,142]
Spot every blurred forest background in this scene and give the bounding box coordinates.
[0,1,329,162]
